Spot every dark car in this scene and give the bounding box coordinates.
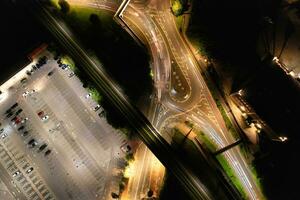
[28,139,35,145]
[28,139,37,148]
[22,131,29,137]
[10,103,18,110]
[26,70,32,76]
[44,149,51,156]
[39,144,47,151]
[61,64,68,70]
[18,126,25,131]
[6,112,13,118]
[5,108,12,114]
[47,70,55,76]
[11,116,17,122]
[15,109,23,115]
[20,78,27,84]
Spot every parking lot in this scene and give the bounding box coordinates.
[0,52,126,200]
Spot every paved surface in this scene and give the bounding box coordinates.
[0,52,126,200]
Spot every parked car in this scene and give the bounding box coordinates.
[18,126,25,131]
[0,128,3,134]
[28,139,38,148]
[37,111,44,118]
[15,118,22,125]
[28,139,35,145]
[12,171,20,177]
[22,91,30,97]
[85,93,91,99]
[22,131,29,137]
[26,167,33,174]
[11,116,17,122]
[39,144,47,152]
[1,133,8,139]
[15,109,23,115]
[47,70,55,76]
[10,103,18,110]
[93,105,101,111]
[26,70,32,76]
[5,108,12,114]
[62,64,68,70]
[6,112,13,118]
[44,149,51,156]
[41,115,49,122]
[21,117,29,124]
[68,72,75,78]
[20,78,27,84]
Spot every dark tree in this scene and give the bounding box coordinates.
[111,192,119,199]
[147,189,154,197]
[89,13,101,25]
[58,0,70,14]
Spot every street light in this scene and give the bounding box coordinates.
[240,106,246,112]
[272,56,279,62]
[278,136,288,142]
[238,89,243,96]
[288,71,296,77]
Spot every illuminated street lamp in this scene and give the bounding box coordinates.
[278,136,288,142]
[288,71,296,77]
[240,106,246,112]
[272,136,288,142]
[255,123,262,130]
[272,56,279,62]
[238,89,243,96]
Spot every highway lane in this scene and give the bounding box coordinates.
[23,0,222,199]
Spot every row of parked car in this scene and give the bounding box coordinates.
[4,102,52,157]
[56,57,75,78]
[26,56,48,76]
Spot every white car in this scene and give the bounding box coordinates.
[41,115,49,122]
[26,167,33,174]
[68,72,75,77]
[85,93,91,99]
[1,133,8,139]
[22,91,29,97]
[21,117,29,124]
[93,105,101,111]
[12,171,20,177]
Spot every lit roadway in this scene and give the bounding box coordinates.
[24,0,263,199]
[22,0,219,200]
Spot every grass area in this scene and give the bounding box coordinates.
[68,5,113,26]
[195,129,217,152]
[50,0,59,9]
[204,75,239,140]
[61,55,75,70]
[216,155,248,199]
[183,120,248,198]
[175,15,184,31]
[171,0,183,17]
[87,86,102,103]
